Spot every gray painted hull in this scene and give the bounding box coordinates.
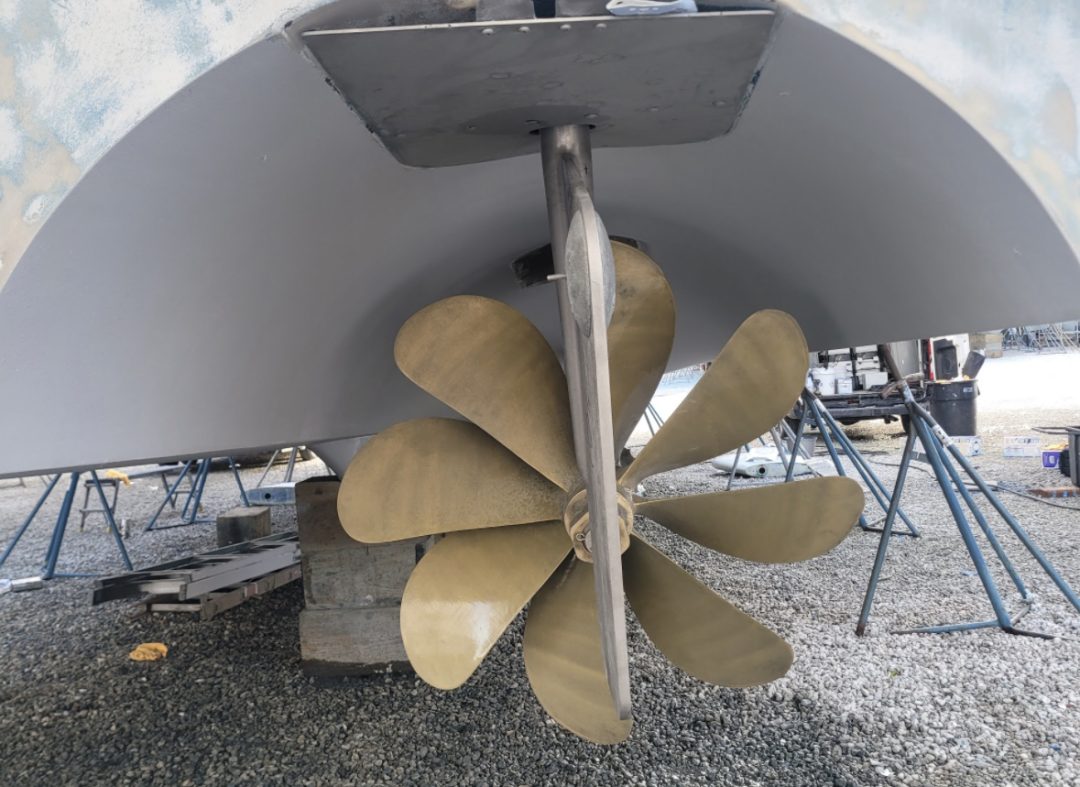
[0,7,1077,477]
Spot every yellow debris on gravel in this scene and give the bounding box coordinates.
[128,642,168,661]
[104,469,132,486]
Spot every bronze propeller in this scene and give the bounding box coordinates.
[338,242,864,744]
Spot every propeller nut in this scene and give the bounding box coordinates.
[563,487,634,563]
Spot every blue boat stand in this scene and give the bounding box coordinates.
[144,457,249,531]
[785,390,920,537]
[854,345,1080,638]
[0,471,133,580]
[0,456,251,580]
[643,359,1077,638]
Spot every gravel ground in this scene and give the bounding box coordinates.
[1,361,1079,785]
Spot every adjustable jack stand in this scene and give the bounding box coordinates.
[144,457,249,531]
[855,346,1080,637]
[0,471,133,580]
[786,390,920,536]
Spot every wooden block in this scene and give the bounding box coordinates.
[295,477,430,673]
[300,607,410,676]
[216,506,271,546]
[295,479,356,552]
[302,544,420,609]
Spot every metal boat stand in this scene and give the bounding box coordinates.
[855,346,1080,637]
[253,447,304,489]
[245,447,308,508]
[144,457,249,531]
[642,404,665,438]
[786,390,920,537]
[0,471,133,580]
[645,386,813,489]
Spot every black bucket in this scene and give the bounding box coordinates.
[929,381,978,436]
[1067,427,1080,487]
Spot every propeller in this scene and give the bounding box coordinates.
[338,241,865,744]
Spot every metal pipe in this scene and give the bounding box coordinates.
[895,619,1001,636]
[770,427,790,471]
[229,457,250,507]
[145,460,194,531]
[90,470,133,570]
[874,343,1077,628]
[42,472,80,580]
[856,427,917,635]
[184,459,211,524]
[782,413,810,459]
[927,432,1028,599]
[909,411,1012,627]
[255,449,280,489]
[284,447,299,483]
[180,461,199,519]
[784,407,808,482]
[0,473,61,568]
[804,392,868,528]
[814,397,919,535]
[644,404,661,437]
[909,400,1080,614]
[726,445,744,491]
[820,413,887,524]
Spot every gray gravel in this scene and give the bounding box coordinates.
[1,410,1079,786]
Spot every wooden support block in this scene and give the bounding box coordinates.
[303,545,418,610]
[295,479,429,676]
[296,479,356,552]
[300,608,411,676]
[216,506,271,547]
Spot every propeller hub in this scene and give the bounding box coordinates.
[563,487,634,563]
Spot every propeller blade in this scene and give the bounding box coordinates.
[401,521,570,690]
[621,310,808,487]
[395,295,580,492]
[608,242,676,453]
[637,477,863,563]
[524,558,634,745]
[623,535,793,688]
[338,418,565,543]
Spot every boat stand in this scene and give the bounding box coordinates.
[786,390,920,537]
[244,447,311,507]
[855,346,1080,637]
[253,447,305,489]
[0,471,133,580]
[144,457,249,531]
[642,404,665,438]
